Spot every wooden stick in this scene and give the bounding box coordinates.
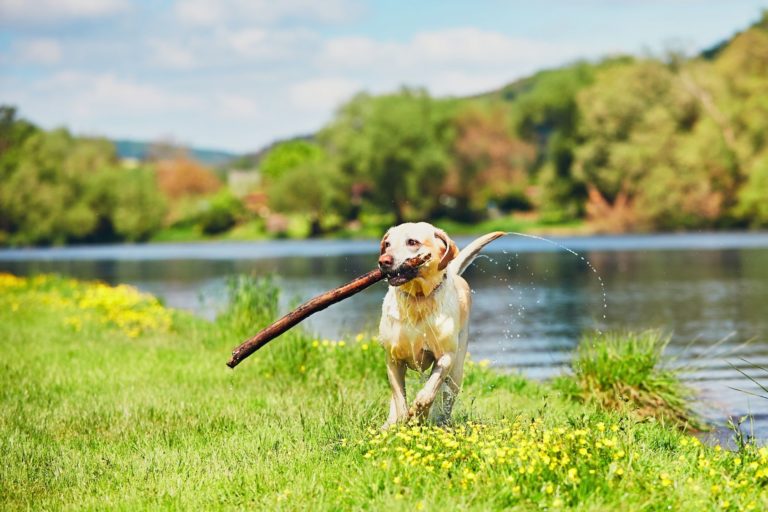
[226,253,431,369]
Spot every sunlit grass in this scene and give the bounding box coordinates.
[554,330,701,431]
[360,420,767,510]
[1,274,766,510]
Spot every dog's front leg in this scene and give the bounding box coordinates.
[410,352,454,421]
[382,356,408,429]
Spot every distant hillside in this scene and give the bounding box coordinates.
[113,139,239,167]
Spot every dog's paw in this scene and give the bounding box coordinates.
[411,391,434,418]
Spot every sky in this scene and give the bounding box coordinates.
[0,1,766,153]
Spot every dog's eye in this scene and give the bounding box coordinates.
[384,241,390,248]
[406,239,420,247]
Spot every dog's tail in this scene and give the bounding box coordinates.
[449,231,506,276]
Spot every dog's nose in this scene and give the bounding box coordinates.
[378,254,394,269]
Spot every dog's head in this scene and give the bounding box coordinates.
[378,222,459,290]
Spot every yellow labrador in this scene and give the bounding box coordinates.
[377,222,504,428]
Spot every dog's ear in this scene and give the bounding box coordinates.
[380,230,391,255]
[434,229,459,271]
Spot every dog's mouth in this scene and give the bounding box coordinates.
[382,253,431,287]
[384,266,420,286]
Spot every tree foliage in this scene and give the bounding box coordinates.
[321,88,453,223]
[259,140,325,181]
[445,104,535,220]
[155,157,221,200]
[0,109,167,245]
[267,156,342,236]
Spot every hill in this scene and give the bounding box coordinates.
[113,139,239,167]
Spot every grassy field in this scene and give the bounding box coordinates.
[1,274,766,511]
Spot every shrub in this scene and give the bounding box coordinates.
[556,331,701,430]
[197,190,244,235]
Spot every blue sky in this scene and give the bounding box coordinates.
[1,0,765,153]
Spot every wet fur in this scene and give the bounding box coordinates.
[377,223,504,428]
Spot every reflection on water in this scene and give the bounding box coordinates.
[2,233,768,438]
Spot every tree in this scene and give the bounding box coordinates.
[0,128,110,244]
[446,104,535,221]
[196,190,244,235]
[0,106,39,179]
[0,109,168,245]
[268,157,342,237]
[510,62,602,220]
[712,14,768,224]
[571,60,724,230]
[736,152,768,226]
[321,88,453,223]
[260,140,324,180]
[155,157,221,200]
[110,167,168,241]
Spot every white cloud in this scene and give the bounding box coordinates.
[319,28,588,96]
[39,72,200,115]
[322,37,400,68]
[322,28,585,69]
[425,71,519,97]
[0,0,130,26]
[149,40,197,70]
[174,0,358,27]
[289,77,359,112]
[173,0,222,26]
[411,28,576,66]
[214,93,260,119]
[222,27,317,61]
[224,29,268,57]
[143,28,316,71]
[15,38,62,64]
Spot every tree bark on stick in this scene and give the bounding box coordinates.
[226,269,383,368]
[226,253,431,369]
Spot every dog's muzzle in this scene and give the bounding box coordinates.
[380,253,431,286]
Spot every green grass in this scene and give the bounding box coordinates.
[1,274,766,510]
[554,331,702,431]
[432,215,586,237]
[150,224,206,243]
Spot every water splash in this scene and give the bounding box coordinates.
[503,231,608,333]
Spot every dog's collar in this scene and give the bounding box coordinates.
[397,273,447,299]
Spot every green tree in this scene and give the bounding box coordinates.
[0,106,39,179]
[321,88,453,223]
[109,167,168,241]
[0,109,168,245]
[571,60,727,230]
[510,62,602,220]
[712,13,768,225]
[736,152,768,227]
[260,140,325,180]
[0,128,106,244]
[268,157,342,237]
[196,189,244,235]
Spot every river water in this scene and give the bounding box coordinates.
[2,232,767,439]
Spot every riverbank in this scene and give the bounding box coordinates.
[149,214,588,244]
[1,274,766,510]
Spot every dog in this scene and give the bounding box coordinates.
[377,222,505,428]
